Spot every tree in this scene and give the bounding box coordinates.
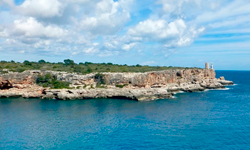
[136,64,141,67]
[38,59,46,64]
[64,59,75,66]
[94,73,106,85]
[85,61,92,65]
[23,60,32,66]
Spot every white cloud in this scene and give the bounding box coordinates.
[79,0,132,35]
[157,0,250,30]
[157,0,228,20]
[141,61,156,65]
[93,43,99,46]
[18,0,64,18]
[83,47,99,54]
[98,50,118,57]
[34,40,51,48]
[0,0,250,60]
[12,17,68,38]
[63,0,99,4]
[209,15,250,28]
[122,43,136,51]
[19,50,25,53]
[128,19,186,42]
[0,0,14,7]
[0,26,8,37]
[195,0,250,24]
[127,19,204,48]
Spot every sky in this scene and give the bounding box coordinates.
[0,0,250,70]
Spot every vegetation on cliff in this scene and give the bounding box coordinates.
[36,74,70,89]
[0,59,190,74]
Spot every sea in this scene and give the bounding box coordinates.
[0,71,250,150]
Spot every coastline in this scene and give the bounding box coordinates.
[0,69,234,101]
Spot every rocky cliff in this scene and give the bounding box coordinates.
[0,69,233,101]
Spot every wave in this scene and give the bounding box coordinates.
[226,84,238,86]
[205,88,230,91]
[172,96,177,99]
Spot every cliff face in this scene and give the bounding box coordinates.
[0,69,233,101]
[0,69,216,88]
[102,69,215,87]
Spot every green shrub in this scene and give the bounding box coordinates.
[94,73,106,85]
[64,59,75,66]
[38,60,46,64]
[115,84,128,88]
[23,60,32,66]
[0,59,193,74]
[36,73,70,89]
[96,84,106,88]
[16,67,25,73]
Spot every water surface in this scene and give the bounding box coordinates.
[1,71,250,149]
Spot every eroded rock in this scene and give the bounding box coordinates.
[0,69,234,101]
[0,80,13,90]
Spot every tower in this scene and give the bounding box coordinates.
[211,64,213,69]
[205,63,209,69]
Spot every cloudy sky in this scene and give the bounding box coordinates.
[0,0,250,70]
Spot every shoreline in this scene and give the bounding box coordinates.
[0,69,234,101]
[0,81,234,101]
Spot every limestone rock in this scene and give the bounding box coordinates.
[217,80,234,85]
[220,76,225,80]
[0,69,234,101]
[0,80,13,90]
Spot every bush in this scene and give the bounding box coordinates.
[64,59,75,66]
[136,64,141,67]
[94,73,106,85]
[36,74,70,89]
[86,67,93,73]
[38,60,46,64]
[73,66,82,73]
[115,84,128,88]
[23,60,32,66]
[16,67,25,73]
[0,59,191,74]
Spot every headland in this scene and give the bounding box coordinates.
[0,64,233,101]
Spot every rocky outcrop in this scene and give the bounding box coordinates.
[42,88,172,101]
[0,69,234,101]
[0,80,13,90]
[0,84,44,98]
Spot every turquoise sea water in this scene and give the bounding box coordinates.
[1,71,250,149]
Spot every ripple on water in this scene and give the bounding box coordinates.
[0,71,250,149]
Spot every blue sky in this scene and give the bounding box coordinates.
[0,0,250,70]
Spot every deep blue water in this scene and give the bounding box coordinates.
[1,71,250,149]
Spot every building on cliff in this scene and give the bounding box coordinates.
[211,64,214,70]
[205,63,214,70]
[205,63,209,69]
